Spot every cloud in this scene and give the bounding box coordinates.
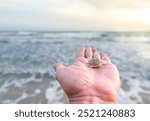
[81,0,150,9]
[0,0,150,31]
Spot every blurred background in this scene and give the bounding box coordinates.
[0,0,150,104]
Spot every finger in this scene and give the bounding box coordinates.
[100,52,111,63]
[75,47,86,59]
[93,49,100,60]
[54,63,65,72]
[85,47,92,59]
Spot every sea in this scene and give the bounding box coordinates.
[0,31,150,104]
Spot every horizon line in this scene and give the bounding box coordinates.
[0,30,150,33]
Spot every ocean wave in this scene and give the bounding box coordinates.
[0,31,150,103]
[0,31,149,43]
[45,81,65,104]
[18,31,36,36]
[42,32,103,39]
[118,79,150,104]
[115,36,150,43]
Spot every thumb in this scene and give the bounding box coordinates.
[54,63,65,72]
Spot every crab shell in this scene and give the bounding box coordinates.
[88,58,106,68]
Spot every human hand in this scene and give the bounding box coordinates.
[54,48,120,104]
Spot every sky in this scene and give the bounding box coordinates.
[0,0,150,31]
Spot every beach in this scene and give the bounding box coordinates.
[0,31,150,104]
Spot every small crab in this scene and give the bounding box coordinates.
[88,57,106,68]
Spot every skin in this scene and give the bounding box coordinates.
[54,47,120,104]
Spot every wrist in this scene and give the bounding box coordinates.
[69,96,116,104]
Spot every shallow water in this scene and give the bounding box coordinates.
[0,31,150,103]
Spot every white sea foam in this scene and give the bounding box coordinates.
[118,80,150,103]
[45,81,64,104]
[44,79,150,104]
[18,32,33,35]
[115,36,150,42]
[2,89,41,104]
[43,32,102,39]
[14,89,41,103]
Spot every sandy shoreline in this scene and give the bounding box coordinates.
[1,77,150,104]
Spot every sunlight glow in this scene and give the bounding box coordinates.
[0,0,150,31]
[117,8,150,24]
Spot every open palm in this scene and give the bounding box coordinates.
[54,48,120,104]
